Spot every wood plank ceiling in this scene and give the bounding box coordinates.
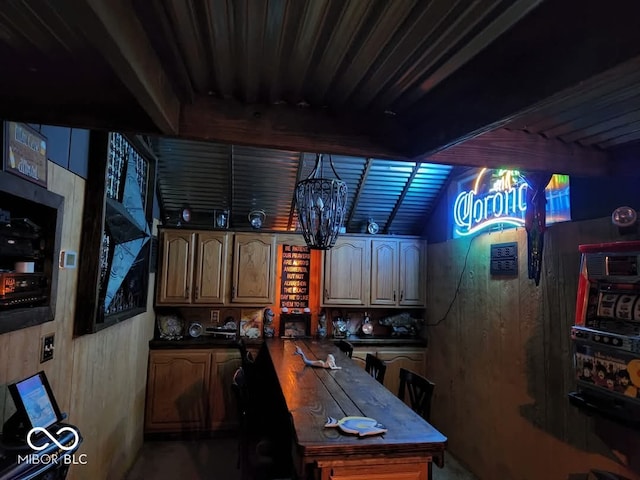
[1,0,640,233]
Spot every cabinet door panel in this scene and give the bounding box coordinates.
[232,234,276,303]
[157,231,194,304]
[209,350,242,430]
[323,238,368,305]
[351,347,374,370]
[399,240,425,306]
[145,350,211,432]
[194,232,228,304]
[376,349,426,399]
[370,240,398,305]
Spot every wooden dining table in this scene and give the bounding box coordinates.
[263,338,447,480]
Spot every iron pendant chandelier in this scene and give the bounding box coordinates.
[295,154,348,250]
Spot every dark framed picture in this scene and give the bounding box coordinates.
[280,313,311,338]
[3,121,48,188]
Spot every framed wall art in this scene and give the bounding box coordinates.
[3,121,48,188]
[280,313,311,338]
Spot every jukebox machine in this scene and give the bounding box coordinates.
[570,241,640,426]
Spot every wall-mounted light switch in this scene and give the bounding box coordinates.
[41,334,55,363]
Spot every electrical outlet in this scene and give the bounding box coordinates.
[41,334,55,363]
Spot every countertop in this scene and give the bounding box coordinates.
[149,335,426,349]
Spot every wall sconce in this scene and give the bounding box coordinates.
[248,210,266,229]
[214,209,229,229]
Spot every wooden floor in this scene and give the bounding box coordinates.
[124,437,478,480]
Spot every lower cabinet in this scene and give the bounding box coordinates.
[145,348,241,434]
[352,346,426,399]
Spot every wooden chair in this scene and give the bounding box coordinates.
[337,339,354,358]
[397,368,435,422]
[398,368,436,478]
[365,353,386,384]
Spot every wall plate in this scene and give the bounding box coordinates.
[490,242,518,276]
[59,250,78,269]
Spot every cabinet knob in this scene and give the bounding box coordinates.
[325,289,329,299]
[400,290,404,301]
[194,286,199,298]
[393,291,396,301]
[185,286,189,298]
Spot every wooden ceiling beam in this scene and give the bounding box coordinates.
[404,0,640,158]
[179,96,409,160]
[53,0,180,134]
[425,129,611,176]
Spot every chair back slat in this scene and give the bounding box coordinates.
[365,353,387,384]
[398,368,435,422]
[337,340,354,358]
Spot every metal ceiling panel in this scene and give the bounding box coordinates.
[230,146,300,231]
[389,163,453,235]
[152,138,452,236]
[153,138,230,225]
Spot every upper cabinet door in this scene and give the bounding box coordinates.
[232,233,276,304]
[370,239,399,306]
[398,239,425,307]
[323,237,369,305]
[157,230,194,304]
[193,232,229,304]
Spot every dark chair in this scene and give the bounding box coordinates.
[398,368,436,478]
[397,368,435,423]
[232,367,292,480]
[365,353,386,384]
[337,339,354,358]
[237,338,255,369]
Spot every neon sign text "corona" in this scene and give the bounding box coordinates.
[453,169,528,236]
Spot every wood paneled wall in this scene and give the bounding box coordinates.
[426,219,640,480]
[0,163,155,480]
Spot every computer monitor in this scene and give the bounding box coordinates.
[8,371,63,431]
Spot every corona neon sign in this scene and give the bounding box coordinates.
[452,169,570,237]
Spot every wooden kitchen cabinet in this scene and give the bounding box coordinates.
[398,239,426,307]
[376,348,427,398]
[145,350,212,433]
[145,348,242,434]
[350,346,375,369]
[370,239,398,306]
[351,345,426,397]
[231,233,277,304]
[156,229,229,305]
[322,236,369,306]
[370,238,426,307]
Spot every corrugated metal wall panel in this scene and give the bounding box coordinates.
[153,137,453,235]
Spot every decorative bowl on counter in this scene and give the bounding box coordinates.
[157,314,184,340]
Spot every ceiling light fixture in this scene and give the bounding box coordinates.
[295,153,348,250]
[248,209,266,229]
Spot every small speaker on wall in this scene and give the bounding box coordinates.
[490,242,518,276]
